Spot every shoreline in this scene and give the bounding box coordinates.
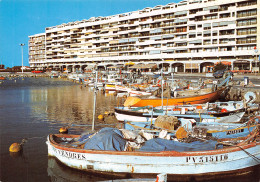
[0,71,260,79]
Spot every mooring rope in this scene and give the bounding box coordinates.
[20,136,47,145]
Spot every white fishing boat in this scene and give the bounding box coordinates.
[46,126,260,181]
[114,106,246,124]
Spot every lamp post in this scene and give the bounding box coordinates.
[254,47,258,74]
[20,43,25,73]
[190,55,193,74]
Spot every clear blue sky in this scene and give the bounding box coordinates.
[0,0,177,68]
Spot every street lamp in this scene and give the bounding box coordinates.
[254,46,258,69]
[20,43,25,73]
[190,55,193,74]
[254,46,258,73]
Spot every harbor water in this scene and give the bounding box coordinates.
[0,77,117,182]
[0,77,259,182]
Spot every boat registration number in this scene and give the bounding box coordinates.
[226,129,244,135]
[186,154,228,163]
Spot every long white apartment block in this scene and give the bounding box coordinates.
[29,0,259,73]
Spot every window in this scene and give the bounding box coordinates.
[176,27,187,33]
[166,42,174,47]
[237,37,256,44]
[237,0,257,7]
[237,19,257,26]
[237,28,257,35]
[189,34,196,38]
[164,13,174,19]
[237,45,255,50]
[141,24,149,29]
[237,9,257,18]
[212,39,218,44]
[189,26,196,30]
[153,44,161,48]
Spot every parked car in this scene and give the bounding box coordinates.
[213,70,225,78]
[213,70,233,79]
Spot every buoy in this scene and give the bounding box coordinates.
[196,105,202,109]
[98,114,104,120]
[175,127,188,139]
[59,127,68,134]
[9,143,22,153]
[221,108,228,113]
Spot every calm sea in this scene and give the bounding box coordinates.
[0,77,117,182]
[0,77,259,182]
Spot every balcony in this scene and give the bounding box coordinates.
[236,40,256,44]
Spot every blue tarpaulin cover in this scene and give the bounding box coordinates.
[83,127,126,151]
[139,138,221,152]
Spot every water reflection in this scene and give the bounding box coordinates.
[24,78,118,128]
[0,77,118,181]
[48,157,111,182]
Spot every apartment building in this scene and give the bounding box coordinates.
[29,33,46,67]
[29,0,259,73]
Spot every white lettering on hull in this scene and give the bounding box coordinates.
[53,147,87,160]
[186,154,228,163]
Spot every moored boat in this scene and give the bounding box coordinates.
[0,76,6,80]
[114,106,246,124]
[124,87,225,107]
[46,125,260,181]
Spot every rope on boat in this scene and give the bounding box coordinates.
[216,125,260,163]
[215,141,260,163]
[237,146,260,163]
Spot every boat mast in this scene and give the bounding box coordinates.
[92,70,98,131]
[161,68,164,109]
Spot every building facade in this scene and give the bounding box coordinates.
[28,0,259,73]
[29,33,46,68]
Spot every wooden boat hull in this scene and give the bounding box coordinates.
[47,156,260,181]
[114,107,245,123]
[124,88,225,107]
[47,132,260,179]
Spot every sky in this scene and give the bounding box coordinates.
[0,0,178,68]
